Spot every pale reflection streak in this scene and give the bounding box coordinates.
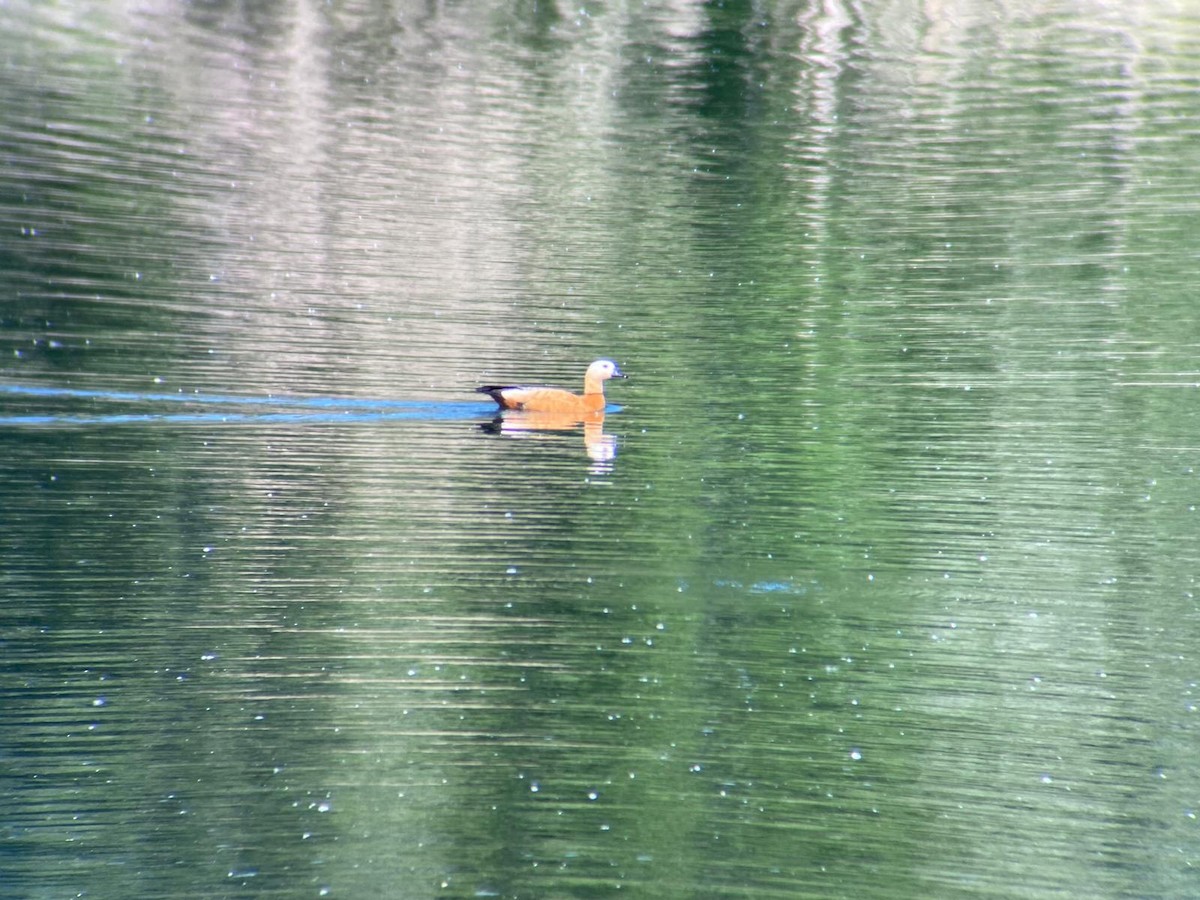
[482,409,619,472]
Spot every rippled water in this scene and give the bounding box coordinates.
[5,1,1200,897]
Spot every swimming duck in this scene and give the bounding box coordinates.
[476,359,626,413]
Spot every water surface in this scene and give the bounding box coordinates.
[4,1,1200,897]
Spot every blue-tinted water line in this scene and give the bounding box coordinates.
[0,383,452,409]
[0,383,500,425]
[0,409,499,426]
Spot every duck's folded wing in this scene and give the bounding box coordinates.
[481,386,585,411]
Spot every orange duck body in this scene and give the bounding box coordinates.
[477,359,626,414]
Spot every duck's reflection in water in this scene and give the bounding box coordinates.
[481,409,617,472]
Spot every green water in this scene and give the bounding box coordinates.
[4,1,1200,897]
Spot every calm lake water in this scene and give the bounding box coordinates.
[4,1,1200,897]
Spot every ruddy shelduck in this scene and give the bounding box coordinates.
[476,359,627,414]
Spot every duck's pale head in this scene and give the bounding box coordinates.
[588,359,627,382]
